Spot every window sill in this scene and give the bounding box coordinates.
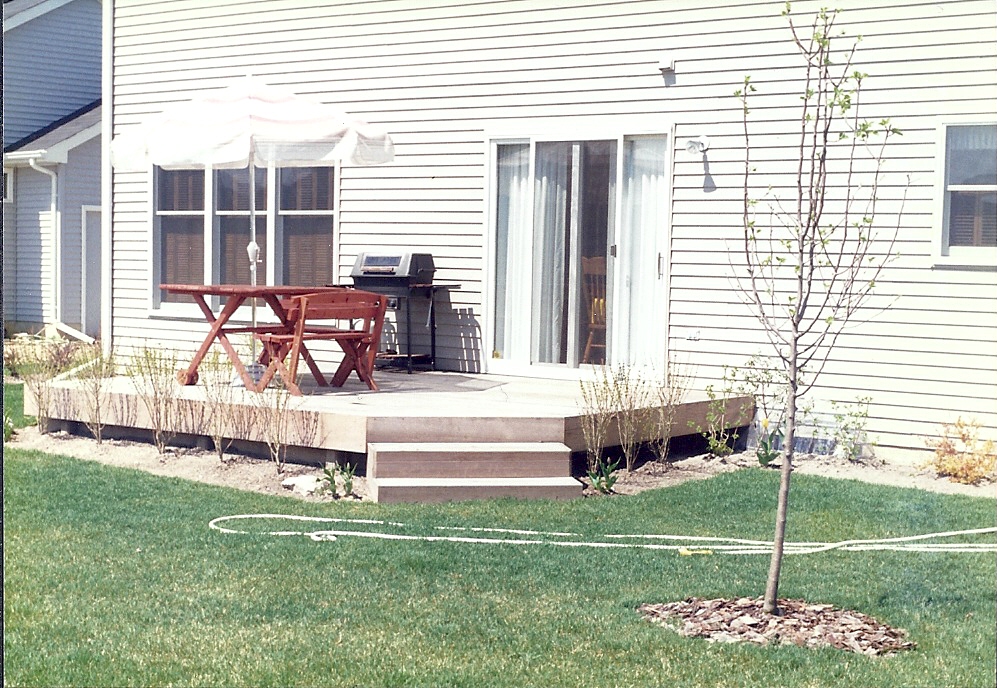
[932,250,997,271]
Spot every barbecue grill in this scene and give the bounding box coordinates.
[350,252,435,294]
[349,252,439,372]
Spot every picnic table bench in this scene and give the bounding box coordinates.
[254,288,388,394]
[160,284,387,394]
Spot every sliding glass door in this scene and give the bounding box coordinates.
[492,134,669,373]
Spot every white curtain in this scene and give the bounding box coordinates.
[620,136,668,368]
[946,124,997,186]
[533,143,570,364]
[493,143,530,360]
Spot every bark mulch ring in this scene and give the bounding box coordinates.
[639,597,916,656]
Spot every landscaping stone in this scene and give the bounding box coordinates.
[281,475,323,495]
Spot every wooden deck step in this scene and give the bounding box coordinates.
[368,441,571,479]
[368,477,582,504]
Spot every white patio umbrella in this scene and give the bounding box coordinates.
[111,76,394,368]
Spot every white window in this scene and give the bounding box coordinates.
[153,166,337,307]
[155,168,205,304]
[3,170,13,203]
[936,123,997,266]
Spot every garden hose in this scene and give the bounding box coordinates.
[209,514,996,555]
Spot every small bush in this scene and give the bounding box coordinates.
[925,417,996,485]
[5,336,85,432]
[127,345,181,455]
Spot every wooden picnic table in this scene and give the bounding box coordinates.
[160,283,349,391]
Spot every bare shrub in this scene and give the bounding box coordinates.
[579,367,615,475]
[291,405,320,447]
[647,355,693,464]
[253,385,294,474]
[200,352,256,463]
[127,344,181,456]
[74,342,117,444]
[611,365,653,472]
[6,337,83,433]
[112,390,138,428]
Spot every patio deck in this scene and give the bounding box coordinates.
[28,369,754,502]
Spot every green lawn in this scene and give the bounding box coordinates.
[4,379,34,430]
[4,438,995,687]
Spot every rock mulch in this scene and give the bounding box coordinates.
[638,597,916,656]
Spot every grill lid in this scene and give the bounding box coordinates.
[351,252,435,288]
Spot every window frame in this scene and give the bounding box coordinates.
[275,166,338,287]
[933,119,997,268]
[148,163,339,318]
[151,167,208,315]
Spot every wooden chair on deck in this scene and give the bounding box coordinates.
[581,256,607,365]
[254,289,388,394]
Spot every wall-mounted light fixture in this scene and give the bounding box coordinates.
[685,135,710,155]
[655,53,675,75]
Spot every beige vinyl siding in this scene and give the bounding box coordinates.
[108,0,996,453]
[665,0,997,455]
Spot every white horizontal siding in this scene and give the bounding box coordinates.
[663,1,997,454]
[109,0,997,453]
[2,0,102,148]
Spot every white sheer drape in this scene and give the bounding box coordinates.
[619,136,668,368]
[946,124,997,186]
[492,135,668,370]
[493,144,531,360]
[532,142,570,364]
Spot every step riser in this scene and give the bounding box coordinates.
[370,451,570,479]
[366,442,578,502]
[371,483,580,504]
[367,417,566,444]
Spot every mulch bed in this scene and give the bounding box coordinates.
[639,597,916,656]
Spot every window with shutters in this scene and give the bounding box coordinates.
[936,123,997,266]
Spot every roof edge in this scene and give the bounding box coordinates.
[4,98,102,153]
[3,0,78,33]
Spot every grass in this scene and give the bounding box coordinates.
[4,379,34,430]
[4,446,995,688]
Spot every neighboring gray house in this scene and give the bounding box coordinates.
[102,0,996,460]
[3,0,103,339]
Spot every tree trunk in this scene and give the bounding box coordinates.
[763,350,799,615]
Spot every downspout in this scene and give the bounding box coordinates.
[28,157,60,325]
[101,0,114,353]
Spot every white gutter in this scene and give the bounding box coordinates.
[28,156,60,325]
[102,0,114,353]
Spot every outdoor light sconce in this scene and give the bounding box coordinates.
[656,53,675,75]
[685,135,710,155]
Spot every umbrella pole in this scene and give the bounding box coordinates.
[248,160,259,373]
